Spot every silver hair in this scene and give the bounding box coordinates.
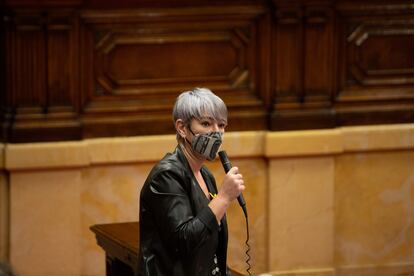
[173,88,227,141]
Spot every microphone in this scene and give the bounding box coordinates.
[218,151,247,218]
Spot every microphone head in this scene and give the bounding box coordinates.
[218,150,228,163]
[218,150,232,173]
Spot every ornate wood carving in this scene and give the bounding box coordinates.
[346,20,414,87]
[271,0,336,130]
[336,3,414,125]
[79,5,268,137]
[3,9,81,142]
[2,0,414,142]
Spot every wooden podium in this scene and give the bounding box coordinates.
[90,222,139,276]
[90,222,244,276]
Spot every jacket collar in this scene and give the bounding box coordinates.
[175,144,193,173]
[175,144,217,196]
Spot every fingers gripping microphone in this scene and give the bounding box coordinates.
[218,151,248,218]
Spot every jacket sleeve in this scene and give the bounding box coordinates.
[146,169,219,256]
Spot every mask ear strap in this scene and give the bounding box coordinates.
[188,126,196,136]
[185,124,196,146]
[184,137,192,146]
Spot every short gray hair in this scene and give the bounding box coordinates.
[173,88,227,140]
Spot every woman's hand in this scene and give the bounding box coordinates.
[217,166,245,204]
[209,166,245,223]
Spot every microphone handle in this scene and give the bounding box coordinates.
[218,151,248,218]
[237,192,247,212]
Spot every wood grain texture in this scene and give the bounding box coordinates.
[2,0,414,142]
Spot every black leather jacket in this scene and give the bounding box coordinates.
[139,145,232,276]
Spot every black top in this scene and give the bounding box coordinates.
[139,145,232,276]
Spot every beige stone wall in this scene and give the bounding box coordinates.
[0,143,8,262]
[10,170,82,275]
[334,151,414,275]
[1,125,414,275]
[263,124,414,276]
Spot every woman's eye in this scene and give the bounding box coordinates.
[201,121,210,127]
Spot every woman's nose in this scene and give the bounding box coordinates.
[211,123,220,132]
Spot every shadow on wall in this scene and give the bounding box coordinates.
[0,261,15,276]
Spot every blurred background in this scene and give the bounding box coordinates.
[1,0,414,275]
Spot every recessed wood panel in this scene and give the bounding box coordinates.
[79,5,267,137]
[107,41,236,80]
[304,8,334,98]
[360,35,414,72]
[48,30,72,106]
[336,6,414,126]
[94,32,242,95]
[13,28,46,107]
[274,7,302,100]
[346,20,414,88]
[271,1,336,130]
[5,10,81,142]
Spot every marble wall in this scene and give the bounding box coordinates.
[1,125,414,275]
[10,170,82,275]
[335,151,414,275]
[0,148,8,261]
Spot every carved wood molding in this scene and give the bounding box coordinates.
[3,0,414,141]
[335,2,414,126]
[347,19,414,86]
[271,0,336,130]
[3,9,81,142]
[79,5,268,137]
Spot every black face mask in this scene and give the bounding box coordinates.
[187,128,223,161]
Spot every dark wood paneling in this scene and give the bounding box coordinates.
[336,2,414,126]
[2,0,414,142]
[1,10,8,142]
[4,9,81,142]
[271,0,336,130]
[79,5,268,138]
[274,4,303,101]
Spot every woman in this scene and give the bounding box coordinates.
[139,88,245,276]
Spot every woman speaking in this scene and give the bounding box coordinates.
[139,88,245,276]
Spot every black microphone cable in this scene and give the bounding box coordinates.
[244,209,252,276]
[218,151,252,276]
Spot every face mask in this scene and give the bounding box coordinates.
[187,128,223,161]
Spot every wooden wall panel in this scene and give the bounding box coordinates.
[271,1,336,130]
[14,16,46,106]
[336,2,414,125]
[4,9,81,142]
[1,11,10,142]
[304,7,334,98]
[79,5,268,138]
[2,0,414,142]
[48,27,71,106]
[274,5,303,101]
[344,20,414,89]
